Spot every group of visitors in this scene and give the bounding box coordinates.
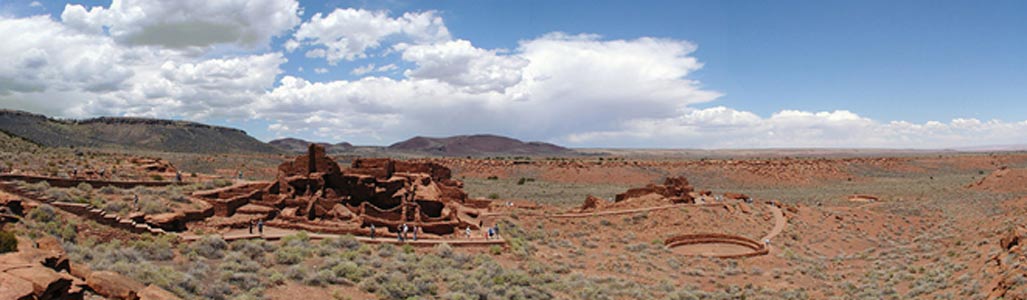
[247,219,264,234]
[397,223,421,242]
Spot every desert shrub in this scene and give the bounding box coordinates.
[213,179,233,188]
[489,245,502,255]
[104,201,129,214]
[223,271,262,291]
[274,245,310,265]
[286,265,308,281]
[488,193,500,200]
[0,231,17,253]
[220,252,262,273]
[321,234,361,251]
[45,189,74,203]
[402,244,415,254]
[140,200,168,214]
[200,279,232,300]
[327,259,366,283]
[435,243,454,258]
[130,235,175,261]
[23,180,50,193]
[517,177,527,185]
[151,174,164,181]
[98,185,118,195]
[231,239,276,261]
[76,182,92,192]
[190,235,228,259]
[377,243,396,258]
[28,204,57,223]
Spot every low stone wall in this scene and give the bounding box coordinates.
[0,174,181,189]
[664,233,769,259]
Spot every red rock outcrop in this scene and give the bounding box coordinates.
[614,176,695,203]
[579,195,605,211]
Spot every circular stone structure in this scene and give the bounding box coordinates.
[664,233,769,259]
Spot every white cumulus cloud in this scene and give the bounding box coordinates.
[60,0,301,49]
[290,8,450,64]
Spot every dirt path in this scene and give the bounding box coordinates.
[763,205,785,241]
[483,202,730,219]
[179,226,506,247]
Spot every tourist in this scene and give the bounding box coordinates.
[402,223,409,241]
[465,227,471,239]
[398,225,404,242]
[412,225,418,241]
[175,171,182,183]
[99,168,105,178]
[764,239,771,247]
[72,167,77,178]
[486,227,493,240]
[494,224,500,237]
[370,224,376,240]
[248,220,253,234]
[237,171,243,180]
[258,219,264,234]
[133,194,139,210]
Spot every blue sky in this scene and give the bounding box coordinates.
[1,0,1026,148]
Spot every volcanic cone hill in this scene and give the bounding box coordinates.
[387,134,573,156]
[269,137,353,154]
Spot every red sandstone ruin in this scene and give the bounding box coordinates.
[194,144,486,235]
[614,176,696,203]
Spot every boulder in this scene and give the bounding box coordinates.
[7,266,73,299]
[69,262,92,279]
[86,271,145,300]
[138,284,181,300]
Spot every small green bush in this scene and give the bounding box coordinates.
[0,231,17,253]
[488,193,500,200]
[191,235,228,259]
[28,204,57,223]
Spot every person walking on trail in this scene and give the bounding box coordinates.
[465,227,471,239]
[175,171,182,183]
[486,227,493,240]
[764,239,771,247]
[412,225,418,241]
[493,224,500,238]
[237,170,243,180]
[370,224,376,240]
[258,220,264,235]
[72,167,77,178]
[397,225,404,242]
[133,194,139,210]
[248,220,254,234]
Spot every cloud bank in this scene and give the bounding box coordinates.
[1,1,1025,149]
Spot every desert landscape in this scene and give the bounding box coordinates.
[1,110,1027,299]
[3,1,1026,299]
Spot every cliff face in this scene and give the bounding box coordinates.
[0,110,279,154]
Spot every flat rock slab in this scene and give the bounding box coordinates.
[87,271,146,300]
[0,272,35,300]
